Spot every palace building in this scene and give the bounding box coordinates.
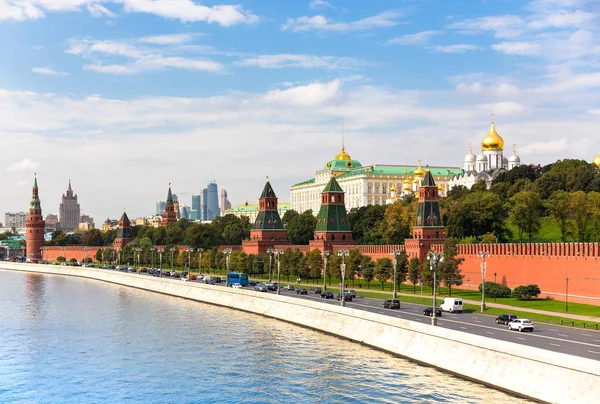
[290,143,463,214]
[448,120,522,190]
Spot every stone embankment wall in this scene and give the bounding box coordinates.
[2,262,599,404]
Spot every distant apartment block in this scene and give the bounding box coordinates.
[45,214,59,229]
[5,212,27,228]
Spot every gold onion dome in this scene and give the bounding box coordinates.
[412,178,420,184]
[438,184,444,191]
[335,146,351,161]
[390,185,397,193]
[593,154,600,168]
[413,162,426,178]
[481,121,504,151]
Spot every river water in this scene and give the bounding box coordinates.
[0,270,533,403]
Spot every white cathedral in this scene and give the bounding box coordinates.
[448,120,522,190]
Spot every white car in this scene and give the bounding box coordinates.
[508,319,534,332]
[231,283,242,289]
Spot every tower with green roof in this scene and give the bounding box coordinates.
[25,174,45,261]
[405,167,446,260]
[161,183,177,227]
[113,211,133,250]
[243,177,290,254]
[309,175,355,252]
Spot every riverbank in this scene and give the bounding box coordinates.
[2,262,599,404]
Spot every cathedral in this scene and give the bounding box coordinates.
[448,120,522,190]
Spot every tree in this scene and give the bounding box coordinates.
[507,190,543,242]
[51,230,67,246]
[348,205,386,244]
[347,249,363,287]
[408,258,420,293]
[210,214,252,245]
[492,164,542,185]
[374,258,392,290]
[56,256,66,263]
[379,202,413,245]
[360,256,375,289]
[281,210,299,228]
[82,229,104,246]
[438,238,464,296]
[306,249,324,281]
[546,190,572,242]
[445,191,508,240]
[392,250,408,292]
[511,284,541,300]
[570,191,590,241]
[286,211,317,244]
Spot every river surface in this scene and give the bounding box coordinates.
[0,270,533,403]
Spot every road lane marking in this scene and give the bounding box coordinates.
[516,337,526,340]
[588,351,600,355]
[558,334,569,337]
[581,333,591,337]
[550,343,561,347]
[486,332,495,335]
[474,320,481,323]
[548,328,557,331]
[593,340,600,343]
[460,326,468,330]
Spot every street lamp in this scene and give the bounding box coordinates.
[478,251,491,313]
[321,250,330,290]
[224,248,233,286]
[274,249,284,295]
[267,248,274,282]
[170,247,177,274]
[494,272,497,302]
[134,248,142,270]
[159,249,163,276]
[391,250,402,299]
[565,278,569,312]
[198,248,204,275]
[338,250,349,307]
[427,251,444,326]
[100,248,105,267]
[40,247,44,263]
[186,247,194,279]
[150,247,155,270]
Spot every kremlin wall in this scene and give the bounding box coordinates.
[24,121,600,307]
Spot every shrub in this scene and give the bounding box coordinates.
[56,256,66,263]
[69,258,78,264]
[511,284,541,300]
[478,282,511,298]
[82,257,93,264]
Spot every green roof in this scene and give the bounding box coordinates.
[322,176,343,193]
[253,210,285,231]
[226,202,291,214]
[315,205,352,232]
[325,159,362,170]
[422,170,436,187]
[291,178,315,188]
[260,181,277,198]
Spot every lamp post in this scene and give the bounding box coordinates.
[40,247,44,263]
[84,246,89,265]
[565,278,569,313]
[159,249,163,276]
[274,249,284,295]
[338,250,349,307]
[150,247,155,270]
[427,251,444,326]
[391,250,402,299]
[100,248,105,267]
[494,272,497,302]
[134,248,142,270]
[198,248,204,275]
[186,247,194,279]
[170,247,177,273]
[478,251,491,313]
[224,248,232,286]
[357,264,361,288]
[267,248,274,282]
[321,250,330,290]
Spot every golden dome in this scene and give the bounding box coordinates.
[593,154,600,168]
[438,184,444,191]
[413,161,426,178]
[335,146,351,161]
[412,178,419,184]
[390,185,397,193]
[481,121,504,151]
[403,180,412,191]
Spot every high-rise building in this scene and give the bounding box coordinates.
[4,212,28,228]
[172,194,180,219]
[190,195,200,220]
[59,180,81,231]
[45,214,59,230]
[201,182,220,221]
[26,174,45,261]
[155,201,166,215]
[220,188,231,213]
[181,205,190,220]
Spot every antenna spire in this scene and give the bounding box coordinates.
[490,113,495,124]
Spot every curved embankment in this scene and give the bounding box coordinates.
[3,263,599,404]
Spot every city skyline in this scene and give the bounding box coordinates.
[1,0,599,220]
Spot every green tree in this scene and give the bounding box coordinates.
[82,229,104,246]
[360,256,375,289]
[306,249,324,281]
[546,190,572,242]
[374,258,392,290]
[570,191,590,241]
[408,257,420,293]
[438,238,464,296]
[286,211,317,244]
[379,203,413,245]
[348,205,386,244]
[281,210,299,228]
[507,190,543,242]
[347,248,364,287]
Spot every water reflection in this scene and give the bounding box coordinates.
[0,270,534,404]
[24,273,46,321]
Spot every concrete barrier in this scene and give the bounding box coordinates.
[2,262,599,404]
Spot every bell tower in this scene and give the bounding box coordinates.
[25,174,45,262]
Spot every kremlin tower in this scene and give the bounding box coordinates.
[113,212,133,250]
[25,174,45,262]
[161,183,177,227]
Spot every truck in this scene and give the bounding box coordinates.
[440,297,464,313]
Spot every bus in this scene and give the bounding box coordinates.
[227,272,249,287]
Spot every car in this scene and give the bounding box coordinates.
[180,276,189,282]
[283,284,295,291]
[189,275,197,281]
[508,319,534,332]
[423,307,442,317]
[248,280,259,287]
[495,314,518,325]
[311,287,322,294]
[320,291,334,299]
[213,277,222,283]
[337,293,352,302]
[348,290,357,299]
[255,284,268,292]
[383,299,400,309]
[296,288,308,295]
[231,283,242,289]
[267,283,278,291]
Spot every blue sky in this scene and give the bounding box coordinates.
[1,0,599,222]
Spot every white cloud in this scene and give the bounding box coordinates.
[433,44,479,53]
[492,41,542,55]
[528,10,596,29]
[0,0,258,26]
[282,10,401,33]
[446,15,526,39]
[140,34,193,45]
[66,37,224,74]
[589,109,600,115]
[264,80,341,106]
[386,30,439,45]
[7,158,39,172]
[31,66,68,76]
[309,0,333,9]
[492,101,525,115]
[235,54,359,69]
[520,138,567,154]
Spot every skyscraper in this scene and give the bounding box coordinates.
[220,188,231,213]
[155,201,166,215]
[59,180,80,231]
[190,195,200,220]
[202,182,220,221]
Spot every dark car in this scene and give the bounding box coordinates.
[321,291,334,299]
[248,280,259,287]
[296,288,308,295]
[311,287,322,294]
[383,299,400,309]
[337,293,352,302]
[267,283,278,291]
[496,314,518,325]
[423,307,442,317]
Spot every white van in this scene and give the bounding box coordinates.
[440,298,463,313]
